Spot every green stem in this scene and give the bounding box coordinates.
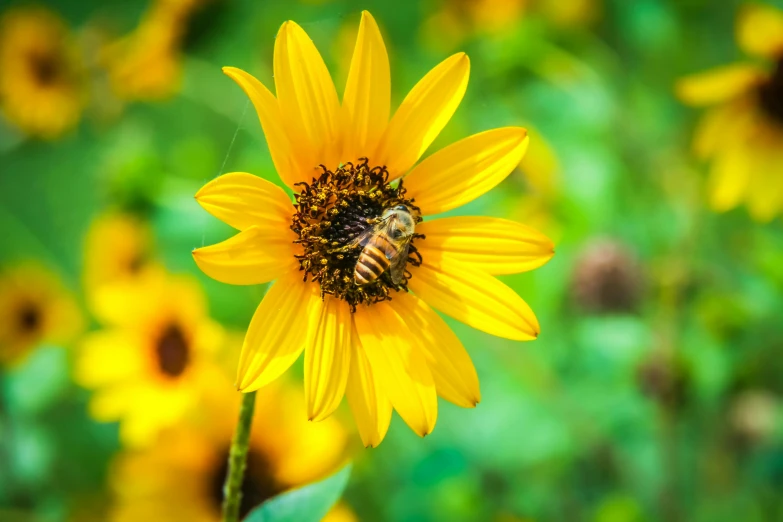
[222,391,257,522]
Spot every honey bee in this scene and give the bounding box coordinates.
[348,205,416,285]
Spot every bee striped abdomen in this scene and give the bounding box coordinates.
[354,239,397,284]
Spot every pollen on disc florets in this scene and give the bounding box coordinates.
[291,158,423,311]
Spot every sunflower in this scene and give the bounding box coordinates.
[108,380,347,522]
[192,11,554,446]
[75,267,225,447]
[0,7,83,139]
[83,213,151,302]
[102,0,202,101]
[676,3,783,221]
[0,263,82,367]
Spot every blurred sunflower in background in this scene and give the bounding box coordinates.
[102,0,204,101]
[83,213,151,303]
[0,7,84,139]
[108,380,347,521]
[75,268,224,446]
[421,0,601,51]
[193,11,554,446]
[677,3,783,221]
[0,263,81,367]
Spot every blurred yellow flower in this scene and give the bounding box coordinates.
[102,0,202,101]
[193,11,554,446]
[421,0,600,51]
[0,263,82,367]
[75,268,224,447]
[676,3,783,221]
[0,7,84,139]
[108,380,347,521]
[83,213,151,302]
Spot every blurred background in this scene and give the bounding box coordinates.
[2,0,783,520]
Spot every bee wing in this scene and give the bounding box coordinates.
[389,238,412,285]
[345,220,386,249]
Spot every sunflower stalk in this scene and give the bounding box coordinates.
[222,391,257,522]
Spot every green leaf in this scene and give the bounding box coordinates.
[244,463,352,522]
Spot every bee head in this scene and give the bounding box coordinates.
[383,204,415,239]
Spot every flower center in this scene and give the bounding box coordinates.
[291,159,423,311]
[758,58,783,125]
[208,448,280,518]
[28,51,64,87]
[16,301,41,334]
[155,323,190,378]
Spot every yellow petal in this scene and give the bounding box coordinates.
[417,216,554,275]
[403,128,529,215]
[192,226,297,286]
[237,270,320,391]
[274,21,342,173]
[304,297,352,421]
[388,292,480,408]
[737,3,783,58]
[376,53,470,177]
[342,11,390,162]
[223,67,301,188]
[693,103,741,160]
[746,146,783,222]
[708,136,754,213]
[675,64,763,106]
[408,253,539,341]
[76,330,145,387]
[353,303,438,437]
[345,322,392,447]
[195,172,293,231]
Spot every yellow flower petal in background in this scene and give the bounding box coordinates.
[675,63,763,106]
[692,103,743,159]
[417,216,554,275]
[89,383,144,422]
[345,327,392,448]
[708,139,753,212]
[83,213,150,303]
[274,21,342,172]
[237,271,321,392]
[76,330,145,387]
[404,128,529,215]
[191,226,298,286]
[342,11,390,163]
[223,67,301,188]
[737,3,783,58]
[409,253,540,341]
[388,292,480,408]
[376,53,470,177]
[354,304,438,437]
[195,172,293,231]
[304,297,352,421]
[745,145,783,222]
